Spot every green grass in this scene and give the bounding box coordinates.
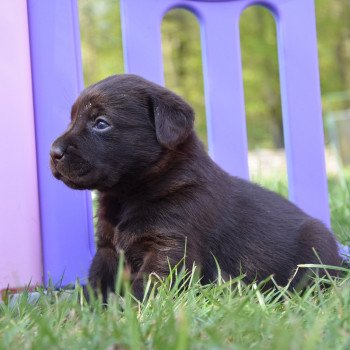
[1,175,349,350]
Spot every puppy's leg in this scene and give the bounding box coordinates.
[88,247,119,303]
[292,219,343,289]
[131,247,192,301]
[130,251,163,301]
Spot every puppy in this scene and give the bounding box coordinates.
[50,74,342,301]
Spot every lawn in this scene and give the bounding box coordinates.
[1,175,349,350]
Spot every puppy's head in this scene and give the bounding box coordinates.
[50,74,194,190]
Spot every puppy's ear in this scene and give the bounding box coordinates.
[152,92,194,150]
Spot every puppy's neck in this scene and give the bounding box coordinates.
[99,133,209,202]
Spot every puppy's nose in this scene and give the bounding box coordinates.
[50,144,66,164]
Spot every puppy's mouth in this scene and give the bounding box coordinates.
[50,158,96,190]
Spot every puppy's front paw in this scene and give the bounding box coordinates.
[88,248,118,303]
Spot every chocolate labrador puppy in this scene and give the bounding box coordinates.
[50,74,342,301]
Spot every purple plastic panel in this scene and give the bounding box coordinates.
[0,0,42,291]
[28,0,95,286]
[120,0,330,226]
[274,0,330,226]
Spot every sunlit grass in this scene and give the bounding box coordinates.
[1,262,350,349]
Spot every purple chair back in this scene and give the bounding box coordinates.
[121,0,330,226]
[27,0,95,286]
[2,0,335,290]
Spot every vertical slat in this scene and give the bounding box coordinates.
[28,0,95,286]
[200,4,249,178]
[120,0,165,84]
[276,0,330,225]
[0,0,42,291]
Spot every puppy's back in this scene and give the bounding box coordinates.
[196,164,342,286]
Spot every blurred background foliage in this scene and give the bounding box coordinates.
[78,0,350,158]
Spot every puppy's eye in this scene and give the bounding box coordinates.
[93,118,110,131]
